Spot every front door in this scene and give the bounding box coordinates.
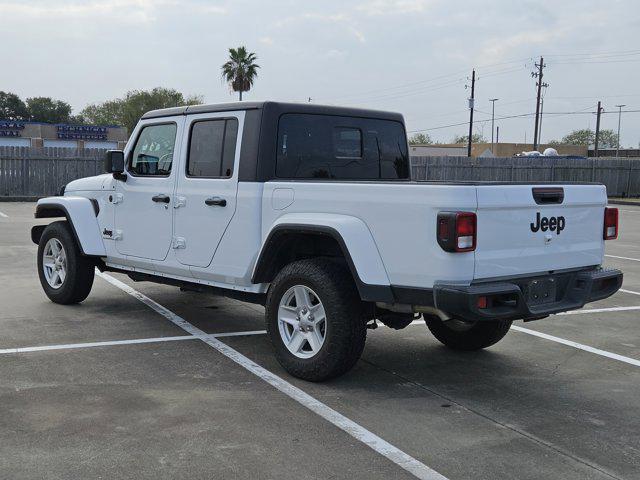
[173,111,243,268]
[115,119,183,261]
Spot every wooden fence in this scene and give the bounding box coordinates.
[1,147,640,199]
[411,156,640,198]
[0,147,105,200]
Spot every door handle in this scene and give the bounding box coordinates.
[205,196,227,207]
[152,194,170,203]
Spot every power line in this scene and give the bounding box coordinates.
[408,109,640,133]
[335,64,529,106]
[543,48,640,58]
[550,58,640,65]
[322,71,468,102]
[319,49,640,104]
[545,93,640,100]
[316,57,531,103]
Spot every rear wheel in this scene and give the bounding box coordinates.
[37,221,95,304]
[266,258,366,381]
[425,315,511,351]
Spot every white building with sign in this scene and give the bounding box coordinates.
[0,120,127,149]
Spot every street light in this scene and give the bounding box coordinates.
[615,104,626,158]
[489,98,499,155]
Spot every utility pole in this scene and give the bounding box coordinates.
[594,101,603,157]
[532,56,548,151]
[496,126,499,144]
[467,69,475,157]
[538,96,545,146]
[489,98,499,154]
[615,104,626,157]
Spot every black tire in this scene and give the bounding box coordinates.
[265,258,366,382]
[37,221,95,304]
[425,315,511,351]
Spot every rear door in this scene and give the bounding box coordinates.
[474,184,606,280]
[172,111,243,268]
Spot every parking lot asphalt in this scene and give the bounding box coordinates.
[1,202,639,480]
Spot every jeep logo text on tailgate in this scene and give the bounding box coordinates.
[530,212,565,235]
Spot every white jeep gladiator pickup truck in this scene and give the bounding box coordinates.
[32,101,623,381]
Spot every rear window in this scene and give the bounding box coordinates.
[187,118,238,178]
[276,114,409,180]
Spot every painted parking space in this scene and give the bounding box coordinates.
[2,202,640,480]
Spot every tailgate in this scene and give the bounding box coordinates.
[474,184,606,280]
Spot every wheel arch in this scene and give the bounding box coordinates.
[252,217,393,303]
[33,197,106,257]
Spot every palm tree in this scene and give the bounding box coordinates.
[221,47,260,101]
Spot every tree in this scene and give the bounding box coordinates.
[408,133,433,145]
[221,46,260,101]
[81,88,203,134]
[451,133,486,144]
[0,91,29,120]
[560,129,593,146]
[597,129,619,148]
[25,97,72,123]
[68,114,87,125]
[560,129,618,148]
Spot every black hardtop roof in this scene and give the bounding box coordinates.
[140,101,404,123]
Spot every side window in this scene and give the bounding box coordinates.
[276,114,409,180]
[187,118,238,178]
[130,123,177,176]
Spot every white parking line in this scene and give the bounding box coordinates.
[0,330,268,354]
[408,302,640,367]
[406,304,640,327]
[0,210,8,218]
[557,305,640,315]
[0,335,194,354]
[621,288,640,296]
[96,271,448,480]
[510,326,640,367]
[606,254,640,262]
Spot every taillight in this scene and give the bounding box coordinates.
[437,211,477,252]
[604,207,618,240]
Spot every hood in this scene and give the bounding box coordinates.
[65,174,112,193]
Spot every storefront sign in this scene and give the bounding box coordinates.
[57,125,108,141]
[0,121,25,137]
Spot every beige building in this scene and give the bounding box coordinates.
[409,144,467,156]
[0,120,127,149]
[409,142,587,158]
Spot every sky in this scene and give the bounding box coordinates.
[1,0,639,147]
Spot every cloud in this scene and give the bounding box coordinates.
[356,0,434,15]
[0,0,226,23]
[323,49,348,59]
[259,36,274,45]
[479,30,562,62]
[274,12,365,43]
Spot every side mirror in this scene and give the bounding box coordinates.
[105,150,127,181]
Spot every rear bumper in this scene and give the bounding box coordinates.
[433,268,623,322]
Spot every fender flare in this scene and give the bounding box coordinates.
[33,196,106,257]
[252,214,394,303]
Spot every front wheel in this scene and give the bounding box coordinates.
[425,315,511,351]
[37,221,95,304]
[266,258,366,382]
